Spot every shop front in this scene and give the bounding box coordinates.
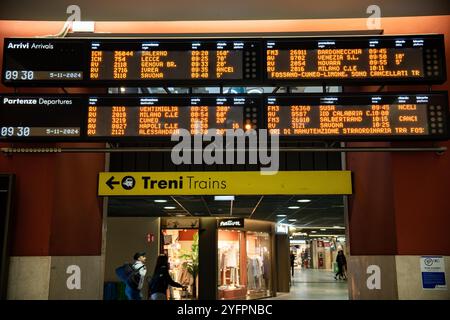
[160,218,200,300]
[217,218,273,300]
[155,217,276,300]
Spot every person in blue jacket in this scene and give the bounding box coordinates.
[125,252,147,300]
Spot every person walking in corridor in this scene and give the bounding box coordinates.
[125,252,147,300]
[290,251,296,276]
[334,250,347,280]
[148,255,187,300]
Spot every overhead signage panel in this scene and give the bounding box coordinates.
[266,92,449,141]
[2,35,445,86]
[2,38,261,86]
[265,34,446,84]
[97,171,353,196]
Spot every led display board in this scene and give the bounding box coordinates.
[265,92,449,140]
[2,35,445,86]
[265,34,446,84]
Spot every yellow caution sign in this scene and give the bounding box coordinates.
[98,171,352,196]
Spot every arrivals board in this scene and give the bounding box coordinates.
[265,34,446,84]
[265,92,449,140]
[2,38,261,86]
[2,35,445,86]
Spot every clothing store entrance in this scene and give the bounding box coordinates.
[103,192,350,300]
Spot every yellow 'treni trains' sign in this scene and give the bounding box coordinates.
[98,171,352,196]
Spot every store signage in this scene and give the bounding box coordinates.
[276,223,289,234]
[420,256,447,290]
[218,218,244,228]
[97,171,352,196]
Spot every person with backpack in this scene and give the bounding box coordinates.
[148,254,186,300]
[122,252,147,300]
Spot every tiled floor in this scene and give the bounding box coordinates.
[266,268,349,300]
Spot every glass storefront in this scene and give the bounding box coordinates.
[218,229,272,300]
[162,228,198,300]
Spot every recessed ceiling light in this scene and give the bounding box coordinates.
[311,230,317,233]
[176,214,186,217]
[288,219,297,222]
[154,199,167,203]
[333,226,343,229]
[320,228,326,231]
[276,214,287,217]
[288,206,300,209]
[164,206,176,210]
[297,199,311,203]
[214,196,235,201]
[120,87,126,93]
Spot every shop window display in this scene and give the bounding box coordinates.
[218,230,272,300]
[246,232,271,299]
[162,229,198,299]
[218,230,246,299]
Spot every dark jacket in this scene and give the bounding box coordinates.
[149,266,183,294]
[336,254,347,267]
[290,253,295,266]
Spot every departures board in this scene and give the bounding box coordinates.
[265,92,449,140]
[0,94,259,142]
[2,34,446,86]
[0,93,448,142]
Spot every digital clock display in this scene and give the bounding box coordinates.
[0,95,82,140]
[2,35,445,86]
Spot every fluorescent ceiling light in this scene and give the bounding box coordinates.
[333,226,344,229]
[214,196,235,201]
[297,199,311,203]
[320,228,326,231]
[288,206,300,209]
[288,219,297,222]
[154,199,167,203]
[176,214,186,217]
[311,230,317,233]
[164,206,176,210]
[276,214,287,217]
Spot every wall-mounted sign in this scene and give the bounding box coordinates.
[217,218,244,228]
[97,171,352,196]
[420,256,447,290]
[265,34,446,84]
[2,35,445,87]
[276,223,289,234]
[266,92,449,141]
[1,92,447,142]
[2,38,261,86]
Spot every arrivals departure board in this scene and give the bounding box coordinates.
[266,92,449,140]
[2,35,445,86]
[2,38,261,86]
[86,96,258,139]
[0,95,82,140]
[0,93,447,142]
[265,35,446,84]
